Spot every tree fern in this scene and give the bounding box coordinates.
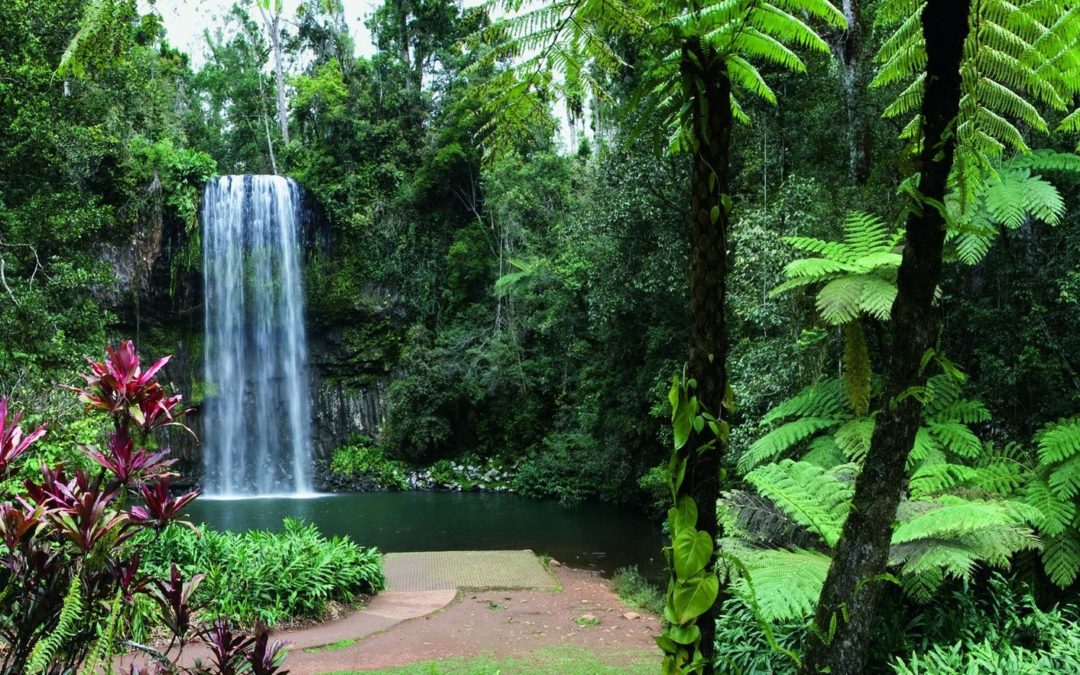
[469,0,845,152]
[873,0,1080,207]
[771,212,903,325]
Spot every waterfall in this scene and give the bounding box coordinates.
[201,175,314,496]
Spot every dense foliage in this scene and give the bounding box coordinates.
[141,518,385,627]
[0,341,288,673]
[2,0,1080,672]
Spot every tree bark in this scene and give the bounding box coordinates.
[830,0,869,184]
[259,3,290,145]
[800,1,970,673]
[681,36,732,673]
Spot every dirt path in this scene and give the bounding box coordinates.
[284,564,661,673]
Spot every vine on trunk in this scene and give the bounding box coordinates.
[659,372,730,673]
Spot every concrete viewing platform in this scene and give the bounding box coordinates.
[383,550,560,592]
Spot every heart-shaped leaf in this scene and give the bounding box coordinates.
[673,573,719,624]
[673,528,713,579]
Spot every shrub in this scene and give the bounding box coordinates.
[713,597,805,674]
[0,341,288,674]
[331,435,408,489]
[142,518,386,627]
[888,574,1080,674]
[611,566,664,616]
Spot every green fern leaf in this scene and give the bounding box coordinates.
[1042,529,1080,587]
[1036,417,1080,464]
[740,417,841,472]
[724,544,832,622]
[743,460,854,546]
[761,379,849,424]
[27,574,83,674]
[842,322,872,415]
[1022,474,1076,537]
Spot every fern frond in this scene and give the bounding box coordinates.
[802,435,847,468]
[908,462,980,499]
[890,495,1040,591]
[27,574,83,674]
[773,212,903,324]
[842,322,871,416]
[80,588,122,675]
[834,416,874,463]
[1049,456,1080,500]
[928,421,983,459]
[1023,474,1076,537]
[1036,417,1080,464]
[723,543,832,622]
[760,378,849,424]
[740,417,842,471]
[743,460,854,546]
[892,495,1040,545]
[1042,529,1080,587]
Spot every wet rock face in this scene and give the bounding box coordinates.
[311,379,386,460]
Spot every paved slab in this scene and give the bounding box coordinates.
[383,550,559,592]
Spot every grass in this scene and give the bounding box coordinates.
[611,566,664,616]
[327,646,658,674]
[303,638,358,654]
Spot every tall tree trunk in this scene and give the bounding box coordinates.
[259,4,290,145]
[800,2,970,673]
[831,0,869,184]
[397,0,416,93]
[682,36,732,672]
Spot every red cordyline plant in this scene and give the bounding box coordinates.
[0,341,289,675]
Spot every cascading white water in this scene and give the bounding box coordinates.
[201,175,313,496]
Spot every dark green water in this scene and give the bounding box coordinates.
[187,491,665,578]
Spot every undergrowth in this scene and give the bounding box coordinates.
[141,518,385,628]
[611,566,664,616]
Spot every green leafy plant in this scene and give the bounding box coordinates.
[656,374,726,674]
[141,518,385,627]
[1024,417,1080,587]
[331,436,409,490]
[611,566,664,616]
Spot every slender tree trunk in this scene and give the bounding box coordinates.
[830,0,869,184]
[682,36,732,673]
[254,70,279,175]
[259,4,290,144]
[397,0,415,92]
[800,2,970,673]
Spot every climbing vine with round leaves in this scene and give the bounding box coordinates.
[658,372,728,674]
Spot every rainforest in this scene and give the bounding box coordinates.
[0,0,1079,673]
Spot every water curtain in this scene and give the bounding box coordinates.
[202,175,313,495]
